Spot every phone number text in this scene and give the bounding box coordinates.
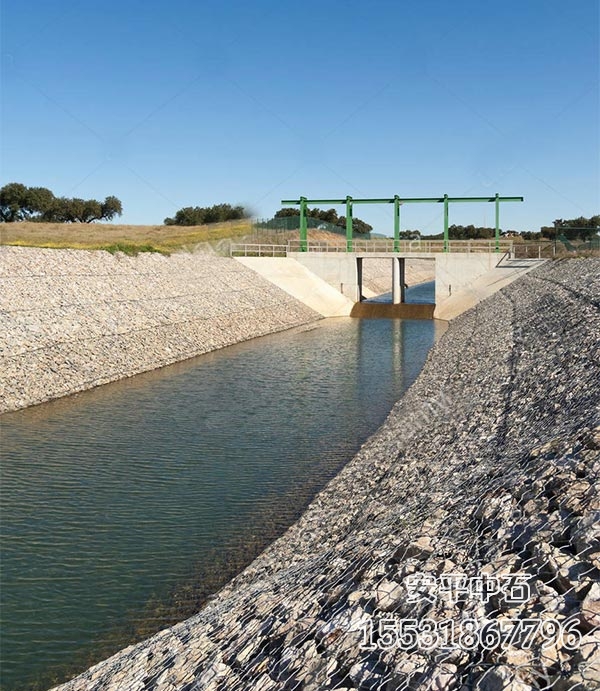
[360,617,581,651]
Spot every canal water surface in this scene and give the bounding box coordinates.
[1,284,444,689]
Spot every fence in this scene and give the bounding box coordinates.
[229,243,289,257]
[230,239,515,256]
[511,243,556,259]
[512,242,600,259]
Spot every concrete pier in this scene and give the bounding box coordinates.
[391,257,406,304]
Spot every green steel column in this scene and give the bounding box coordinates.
[443,194,449,252]
[299,196,308,252]
[495,193,500,252]
[394,195,400,252]
[346,195,353,252]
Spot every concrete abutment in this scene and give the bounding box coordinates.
[284,251,543,319]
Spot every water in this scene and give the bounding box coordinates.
[0,305,444,689]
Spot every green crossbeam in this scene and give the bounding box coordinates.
[281,194,524,252]
[282,197,523,204]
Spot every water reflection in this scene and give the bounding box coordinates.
[0,316,445,689]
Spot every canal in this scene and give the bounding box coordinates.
[0,285,445,689]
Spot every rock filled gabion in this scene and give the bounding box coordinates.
[49,258,600,691]
[0,247,320,413]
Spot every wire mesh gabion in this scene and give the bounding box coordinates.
[53,258,600,691]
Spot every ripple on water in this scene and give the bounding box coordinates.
[0,309,445,689]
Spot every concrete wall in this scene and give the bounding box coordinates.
[0,247,320,413]
[289,253,436,302]
[256,251,537,321]
[289,252,361,301]
[433,255,546,320]
[434,252,499,304]
[234,257,435,316]
[235,257,355,317]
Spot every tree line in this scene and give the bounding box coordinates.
[3,182,597,239]
[0,183,122,223]
[164,203,248,226]
[393,225,499,240]
[427,216,598,241]
[426,224,497,240]
[540,216,600,241]
[275,207,373,234]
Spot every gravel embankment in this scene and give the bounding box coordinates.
[50,258,600,691]
[0,247,320,413]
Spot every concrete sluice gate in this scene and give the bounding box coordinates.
[357,256,410,305]
[283,252,544,321]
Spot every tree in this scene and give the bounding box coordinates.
[521,231,542,240]
[421,225,497,240]
[0,183,32,221]
[273,207,372,234]
[101,196,123,222]
[336,216,373,234]
[308,209,338,225]
[0,183,123,223]
[26,186,56,216]
[165,207,203,225]
[68,198,95,223]
[164,203,249,226]
[44,196,120,223]
[399,230,421,240]
[541,215,600,241]
[274,208,300,218]
[0,183,57,221]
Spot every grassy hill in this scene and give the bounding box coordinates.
[0,221,369,256]
[0,220,256,255]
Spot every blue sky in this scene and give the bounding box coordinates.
[1,0,598,233]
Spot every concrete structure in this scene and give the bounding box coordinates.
[235,257,354,317]
[359,256,435,297]
[290,252,433,304]
[350,302,435,319]
[289,252,366,302]
[434,257,546,320]
[435,252,515,304]
[235,255,437,317]
[286,251,544,319]
[391,256,405,304]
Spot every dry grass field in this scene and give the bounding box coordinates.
[0,222,364,255]
[0,220,256,254]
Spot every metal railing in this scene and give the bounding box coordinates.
[231,239,515,256]
[230,243,289,257]
[510,242,599,259]
[511,243,556,259]
[229,240,600,260]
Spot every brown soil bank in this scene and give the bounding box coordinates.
[51,258,600,691]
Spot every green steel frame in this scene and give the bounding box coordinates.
[281,194,524,252]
